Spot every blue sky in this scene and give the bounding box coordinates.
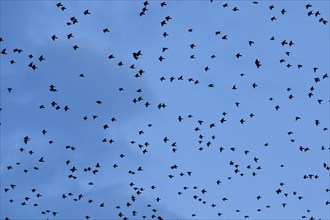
[1,0,329,219]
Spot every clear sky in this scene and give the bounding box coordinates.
[0,0,329,219]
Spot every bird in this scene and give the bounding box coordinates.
[51,35,58,41]
[38,55,45,62]
[1,49,7,55]
[306,4,312,9]
[133,50,142,60]
[255,59,262,68]
[83,9,91,15]
[67,33,74,39]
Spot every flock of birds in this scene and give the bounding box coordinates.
[1,1,329,220]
